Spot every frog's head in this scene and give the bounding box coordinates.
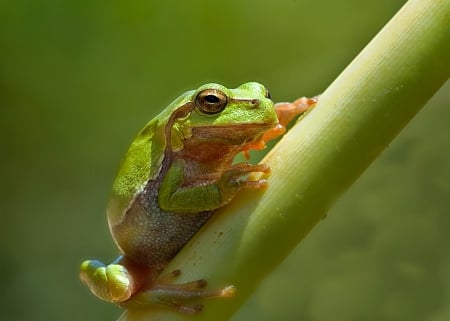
[107,83,278,218]
[173,82,278,147]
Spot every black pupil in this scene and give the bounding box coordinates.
[204,95,220,104]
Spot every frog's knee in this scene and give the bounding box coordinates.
[80,259,134,303]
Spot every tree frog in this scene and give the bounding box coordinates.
[80,82,317,313]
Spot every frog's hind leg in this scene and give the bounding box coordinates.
[126,270,236,314]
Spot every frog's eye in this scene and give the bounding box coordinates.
[195,89,228,114]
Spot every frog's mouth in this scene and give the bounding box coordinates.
[190,122,274,146]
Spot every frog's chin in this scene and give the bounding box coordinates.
[190,123,274,145]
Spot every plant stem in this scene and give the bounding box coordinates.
[122,0,449,319]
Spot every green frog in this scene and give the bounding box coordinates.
[80,82,316,313]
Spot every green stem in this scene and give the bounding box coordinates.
[122,0,449,319]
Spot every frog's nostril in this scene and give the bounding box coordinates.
[247,99,260,108]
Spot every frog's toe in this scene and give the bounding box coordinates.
[158,298,204,314]
[149,283,235,314]
[150,278,235,300]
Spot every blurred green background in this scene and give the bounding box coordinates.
[1,0,449,320]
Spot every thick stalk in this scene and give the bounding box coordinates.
[123,0,449,319]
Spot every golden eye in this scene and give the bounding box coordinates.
[195,89,228,114]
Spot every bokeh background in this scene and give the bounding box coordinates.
[1,0,449,320]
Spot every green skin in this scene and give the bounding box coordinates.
[80,82,280,312]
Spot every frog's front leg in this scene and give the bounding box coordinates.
[158,159,270,212]
[242,96,318,155]
[261,96,318,145]
[274,96,318,129]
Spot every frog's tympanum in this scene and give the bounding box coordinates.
[80,82,317,313]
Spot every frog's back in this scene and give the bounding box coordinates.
[107,118,165,224]
[107,91,195,222]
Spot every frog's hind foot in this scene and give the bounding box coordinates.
[128,270,236,314]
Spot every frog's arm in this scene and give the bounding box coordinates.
[242,96,318,154]
[158,159,269,212]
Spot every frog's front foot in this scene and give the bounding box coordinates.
[125,270,236,314]
[241,96,318,158]
[222,163,271,189]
